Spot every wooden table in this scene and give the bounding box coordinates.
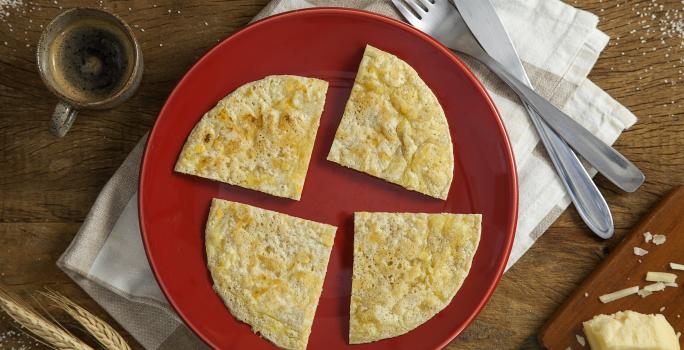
[0,1,682,349]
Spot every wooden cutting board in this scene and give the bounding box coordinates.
[539,186,684,349]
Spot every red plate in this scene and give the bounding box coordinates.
[140,8,517,350]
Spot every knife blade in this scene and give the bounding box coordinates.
[452,0,616,238]
[452,1,531,85]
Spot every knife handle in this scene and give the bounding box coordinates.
[478,54,645,193]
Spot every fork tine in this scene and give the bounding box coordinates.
[402,0,427,16]
[391,0,421,25]
[414,0,433,8]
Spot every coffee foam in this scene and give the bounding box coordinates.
[48,18,135,104]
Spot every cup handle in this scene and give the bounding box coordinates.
[50,102,78,137]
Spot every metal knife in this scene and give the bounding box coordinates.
[452,0,616,238]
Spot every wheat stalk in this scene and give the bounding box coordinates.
[0,288,93,350]
[41,290,132,350]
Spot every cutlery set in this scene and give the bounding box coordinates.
[391,0,645,238]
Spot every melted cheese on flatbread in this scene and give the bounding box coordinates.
[349,212,481,343]
[176,75,328,200]
[205,199,336,350]
[327,46,453,199]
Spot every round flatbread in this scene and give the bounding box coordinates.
[349,212,481,343]
[327,45,454,199]
[175,75,329,200]
[205,199,337,350]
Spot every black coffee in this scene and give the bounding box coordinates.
[49,18,134,103]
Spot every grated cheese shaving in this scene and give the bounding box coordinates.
[576,334,586,347]
[670,262,684,271]
[638,289,653,298]
[652,234,667,245]
[633,247,649,256]
[646,272,677,283]
[644,282,666,292]
[643,231,653,243]
[665,282,678,288]
[599,286,639,303]
[660,306,666,312]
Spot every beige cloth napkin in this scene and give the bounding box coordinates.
[57,0,637,348]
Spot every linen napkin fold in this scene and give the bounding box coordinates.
[58,0,637,348]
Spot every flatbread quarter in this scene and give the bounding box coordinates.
[205,199,336,350]
[349,212,481,343]
[176,75,329,200]
[327,46,454,199]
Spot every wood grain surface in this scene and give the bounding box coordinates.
[0,1,683,349]
[540,185,684,349]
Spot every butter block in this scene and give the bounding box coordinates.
[583,310,680,350]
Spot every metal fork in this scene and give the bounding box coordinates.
[391,0,634,238]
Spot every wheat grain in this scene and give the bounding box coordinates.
[41,290,131,350]
[0,288,93,350]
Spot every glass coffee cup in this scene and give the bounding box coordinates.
[37,8,143,137]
